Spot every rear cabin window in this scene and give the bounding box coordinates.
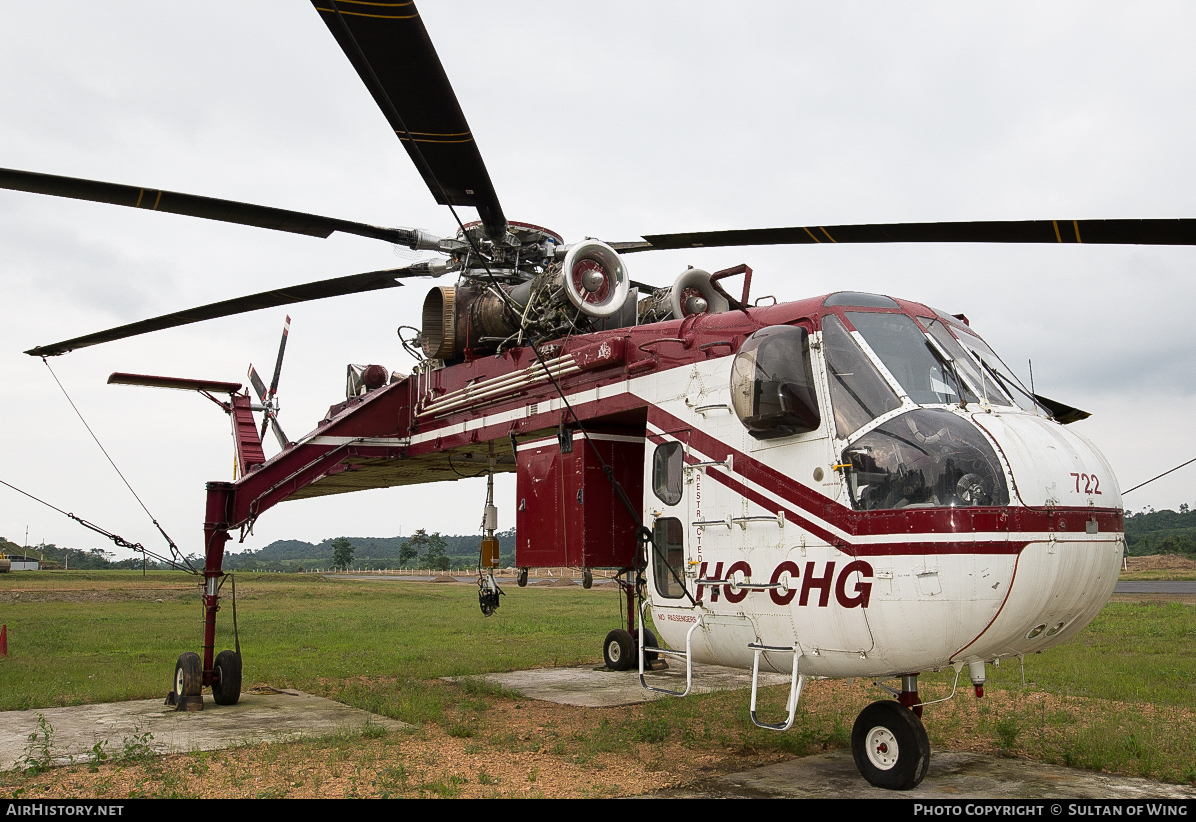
[652,442,683,506]
[652,517,685,599]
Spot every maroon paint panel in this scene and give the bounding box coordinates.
[515,434,644,569]
[229,394,265,473]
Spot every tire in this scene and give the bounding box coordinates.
[638,628,660,663]
[603,628,635,671]
[517,568,528,588]
[174,652,202,698]
[213,650,242,705]
[851,700,931,790]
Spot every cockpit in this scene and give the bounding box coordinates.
[729,291,1052,511]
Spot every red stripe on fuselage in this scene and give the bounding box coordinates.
[644,405,1122,550]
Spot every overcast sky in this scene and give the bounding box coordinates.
[2,2,1194,559]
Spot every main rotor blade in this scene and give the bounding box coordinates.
[312,1,506,239]
[610,218,1196,253]
[24,266,433,357]
[268,316,291,400]
[0,167,424,246]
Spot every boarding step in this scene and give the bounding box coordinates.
[748,643,805,731]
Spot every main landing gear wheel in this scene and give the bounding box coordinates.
[213,650,242,706]
[174,652,201,697]
[851,700,931,790]
[603,628,635,671]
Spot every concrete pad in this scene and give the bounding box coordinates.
[655,750,1196,799]
[474,667,1196,799]
[463,663,791,708]
[0,690,410,770]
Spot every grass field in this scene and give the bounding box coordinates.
[1,571,1194,797]
[0,572,624,714]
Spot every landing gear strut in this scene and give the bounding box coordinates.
[602,572,658,670]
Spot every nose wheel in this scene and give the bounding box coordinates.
[851,700,930,790]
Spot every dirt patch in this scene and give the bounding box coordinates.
[430,575,460,583]
[0,587,194,604]
[0,681,801,799]
[1123,555,1196,573]
[538,578,579,587]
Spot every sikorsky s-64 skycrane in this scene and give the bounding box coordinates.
[5,1,1192,790]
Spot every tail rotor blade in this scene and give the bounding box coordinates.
[269,416,289,451]
[268,316,291,400]
[247,365,268,403]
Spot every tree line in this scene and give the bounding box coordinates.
[223,529,516,572]
[1,529,516,572]
[1125,505,1196,558]
[0,538,157,570]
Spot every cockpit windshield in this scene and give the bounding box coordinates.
[819,297,1049,443]
[917,316,1013,407]
[846,311,978,406]
[946,323,1047,415]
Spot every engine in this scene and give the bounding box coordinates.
[416,221,744,363]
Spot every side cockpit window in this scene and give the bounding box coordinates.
[730,325,821,440]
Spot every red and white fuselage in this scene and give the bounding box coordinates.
[204,290,1124,681]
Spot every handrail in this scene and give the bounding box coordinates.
[638,601,704,697]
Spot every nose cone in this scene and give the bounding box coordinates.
[972,412,1121,509]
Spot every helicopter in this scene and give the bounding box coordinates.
[2,2,1195,792]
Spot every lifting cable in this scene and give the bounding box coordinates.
[1122,456,1196,496]
[39,357,194,574]
[0,478,197,574]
